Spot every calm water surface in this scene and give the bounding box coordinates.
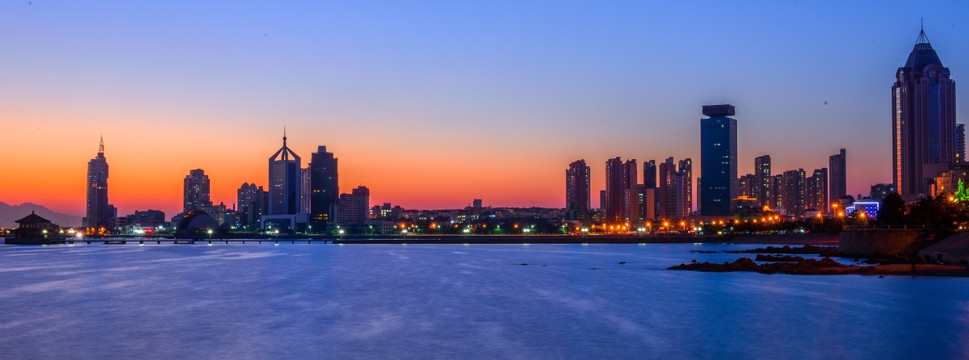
[0,243,966,359]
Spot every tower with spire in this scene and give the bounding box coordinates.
[83,135,115,230]
[892,24,957,200]
[268,128,302,216]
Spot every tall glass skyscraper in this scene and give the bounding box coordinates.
[84,136,115,230]
[892,28,956,199]
[700,104,738,216]
[310,146,339,228]
[268,131,302,215]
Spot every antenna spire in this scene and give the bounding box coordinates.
[98,134,104,154]
[283,126,287,146]
[916,18,930,44]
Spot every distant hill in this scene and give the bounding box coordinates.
[0,202,83,228]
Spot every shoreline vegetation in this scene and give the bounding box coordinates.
[671,245,969,277]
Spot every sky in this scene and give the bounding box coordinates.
[3,1,969,218]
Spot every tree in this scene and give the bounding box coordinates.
[878,192,906,225]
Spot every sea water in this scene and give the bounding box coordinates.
[0,243,966,359]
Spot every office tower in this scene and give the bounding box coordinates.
[892,27,957,199]
[84,136,115,230]
[738,174,756,198]
[643,160,657,189]
[335,186,370,225]
[958,124,966,162]
[237,182,266,229]
[782,169,806,214]
[700,104,738,216]
[658,158,675,219]
[309,146,339,228]
[829,149,847,205]
[677,158,692,218]
[806,168,828,211]
[268,130,302,215]
[183,169,213,213]
[622,159,639,222]
[300,167,311,214]
[755,155,771,206]
[565,159,591,220]
[604,157,624,223]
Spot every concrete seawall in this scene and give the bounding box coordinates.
[839,228,925,257]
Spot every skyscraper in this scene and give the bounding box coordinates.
[643,160,657,189]
[84,136,115,230]
[677,158,692,218]
[310,146,339,228]
[604,157,624,223]
[755,155,771,206]
[957,124,966,163]
[183,169,212,213]
[807,168,828,211]
[622,159,639,222]
[892,27,957,199]
[565,159,591,220]
[829,149,846,207]
[268,130,302,215]
[300,167,311,215]
[782,169,806,215]
[700,104,738,216]
[237,182,267,229]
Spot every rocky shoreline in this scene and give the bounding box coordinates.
[671,245,969,277]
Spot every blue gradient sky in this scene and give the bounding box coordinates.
[2,1,969,216]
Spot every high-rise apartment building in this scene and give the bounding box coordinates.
[677,158,692,218]
[565,159,591,220]
[755,155,771,206]
[771,174,784,210]
[604,157,624,223]
[268,131,302,215]
[300,167,311,215]
[335,186,370,225]
[237,182,267,229]
[806,168,828,211]
[892,28,957,199]
[183,169,212,213]
[782,169,806,214]
[658,158,677,219]
[738,174,757,198]
[700,104,738,216]
[84,136,115,230]
[622,159,639,222]
[829,149,846,206]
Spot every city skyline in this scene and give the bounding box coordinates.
[4,2,969,217]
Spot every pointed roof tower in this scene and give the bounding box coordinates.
[270,127,300,162]
[98,134,105,155]
[905,21,943,70]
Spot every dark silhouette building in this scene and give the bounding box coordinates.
[183,169,213,213]
[309,146,339,229]
[700,104,738,216]
[237,182,267,229]
[755,155,771,206]
[892,27,956,200]
[565,159,591,220]
[828,149,846,211]
[604,157,624,223]
[335,186,370,226]
[83,136,115,231]
[958,124,966,163]
[268,130,302,215]
[643,160,657,189]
